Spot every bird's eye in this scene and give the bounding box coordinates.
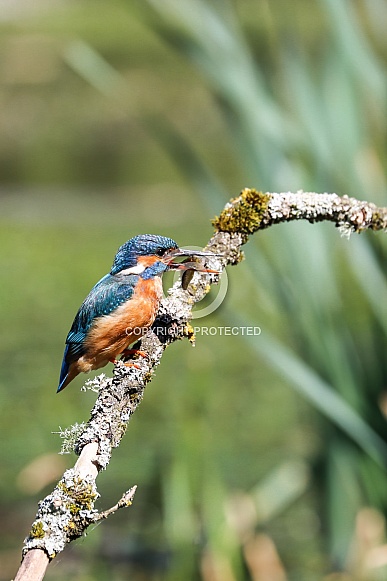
[156,248,166,256]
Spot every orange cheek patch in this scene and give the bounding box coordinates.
[137,256,160,268]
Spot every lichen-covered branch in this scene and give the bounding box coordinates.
[15,188,387,580]
[213,189,387,238]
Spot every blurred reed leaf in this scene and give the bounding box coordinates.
[345,235,387,336]
[322,0,386,101]
[144,116,228,214]
[63,39,125,96]
[143,0,302,188]
[251,460,311,523]
[327,441,363,564]
[162,458,196,545]
[201,467,242,578]
[225,310,387,468]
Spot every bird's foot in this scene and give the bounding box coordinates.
[123,362,141,370]
[110,357,141,370]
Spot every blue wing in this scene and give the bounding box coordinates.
[58,273,138,391]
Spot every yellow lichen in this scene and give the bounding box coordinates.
[30,521,45,539]
[65,521,77,532]
[58,478,97,511]
[184,323,196,345]
[144,371,154,383]
[371,210,387,231]
[67,503,80,514]
[212,188,270,235]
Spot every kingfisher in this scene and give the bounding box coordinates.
[58,234,216,392]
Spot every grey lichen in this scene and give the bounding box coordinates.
[73,364,146,468]
[206,231,244,265]
[263,191,386,234]
[55,423,88,455]
[23,469,137,561]
[23,469,99,559]
[82,373,108,393]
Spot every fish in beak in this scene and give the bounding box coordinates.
[163,247,221,273]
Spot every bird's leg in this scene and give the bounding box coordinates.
[109,357,141,370]
[120,348,148,369]
[113,346,149,370]
[121,348,147,359]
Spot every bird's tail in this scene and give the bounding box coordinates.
[57,346,79,392]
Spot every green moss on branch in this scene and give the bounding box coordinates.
[212,188,270,237]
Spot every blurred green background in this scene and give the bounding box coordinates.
[1,1,387,580]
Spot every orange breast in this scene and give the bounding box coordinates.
[82,276,163,370]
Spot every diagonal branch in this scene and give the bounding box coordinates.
[14,189,387,580]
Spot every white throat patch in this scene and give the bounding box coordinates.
[119,263,146,275]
